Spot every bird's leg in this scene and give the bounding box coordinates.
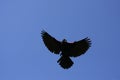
[57,53,63,63]
[57,56,62,63]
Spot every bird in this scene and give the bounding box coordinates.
[41,30,91,69]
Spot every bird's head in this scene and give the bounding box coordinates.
[62,39,67,43]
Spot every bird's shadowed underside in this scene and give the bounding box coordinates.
[41,30,91,69]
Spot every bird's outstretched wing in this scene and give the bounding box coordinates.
[69,37,91,57]
[41,30,61,54]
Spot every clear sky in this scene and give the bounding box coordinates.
[0,0,120,80]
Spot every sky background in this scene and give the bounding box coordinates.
[0,0,120,80]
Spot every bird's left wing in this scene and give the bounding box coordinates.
[69,37,91,57]
[41,30,61,54]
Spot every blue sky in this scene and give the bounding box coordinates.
[0,0,120,80]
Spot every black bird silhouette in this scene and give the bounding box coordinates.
[41,30,91,69]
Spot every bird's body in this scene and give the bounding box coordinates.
[41,30,91,69]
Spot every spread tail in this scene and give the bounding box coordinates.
[57,56,73,69]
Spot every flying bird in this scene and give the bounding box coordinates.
[41,30,91,69]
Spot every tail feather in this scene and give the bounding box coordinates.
[57,56,73,69]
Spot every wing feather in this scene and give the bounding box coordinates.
[41,30,61,54]
[69,37,91,57]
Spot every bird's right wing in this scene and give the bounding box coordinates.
[41,30,61,54]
